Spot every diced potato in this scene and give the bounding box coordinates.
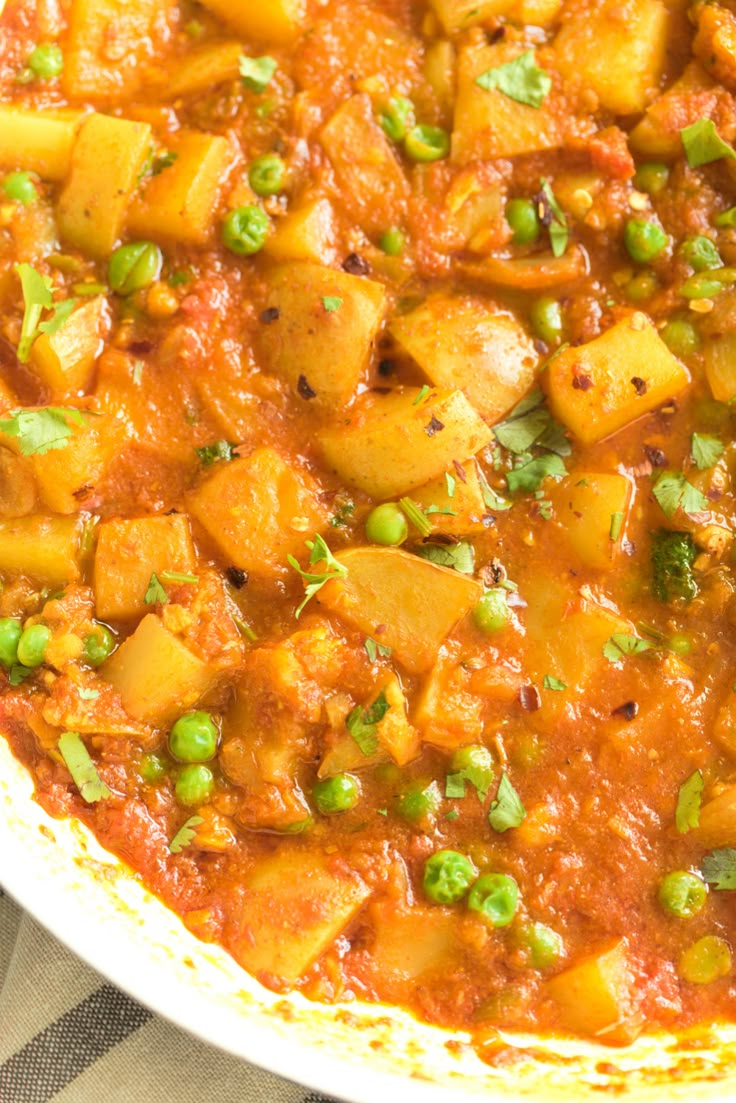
[28,297,107,400]
[127,131,236,246]
[554,0,667,116]
[198,0,306,43]
[102,614,219,725]
[57,114,152,258]
[453,42,562,164]
[512,0,563,25]
[368,903,457,981]
[318,727,388,777]
[320,95,410,236]
[231,848,370,982]
[30,414,119,514]
[264,198,338,264]
[63,0,173,100]
[390,297,538,422]
[458,249,588,291]
[714,695,736,758]
[168,42,243,98]
[629,63,723,159]
[697,784,736,847]
[0,515,82,587]
[376,674,421,766]
[0,107,84,180]
[548,472,633,570]
[318,547,482,674]
[546,313,690,445]
[0,448,36,519]
[414,646,484,747]
[693,3,736,91]
[430,0,514,33]
[546,939,642,1045]
[703,328,736,403]
[318,388,493,499]
[94,515,197,621]
[259,263,386,411]
[410,461,487,537]
[188,448,328,579]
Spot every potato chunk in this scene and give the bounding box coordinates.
[259,263,386,411]
[230,848,370,983]
[318,388,493,499]
[697,784,736,847]
[94,515,197,621]
[197,0,306,42]
[29,413,119,515]
[390,297,538,422]
[102,614,218,725]
[0,107,84,180]
[549,472,633,570]
[63,0,173,100]
[188,448,327,579]
[410,461,487,537]
[263,198,338,265]
[28,298,107,400]
[546,940,642,1045]
[546,313,689,444]
[0,515,82,587]
[629,63,729,159]
[318,547,482,674]
[430,0,515,32]
[167,42,243,98]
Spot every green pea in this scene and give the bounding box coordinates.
[467,872,519,927]
[668,633,692,656]
[0,618,22,668]
[108,241,163,296]
[139,752,168,784]
[16,623,50,668]
[313,773,360,814]
[660,317,700,358]
[680,235,721,273]
[365,502,408,546]
[506,198,540,246]
[248,153,286,197]
[379,96,414,142]
[530,297,562,345]
[679,935,731,984]
[473,588,510,634]
[519,921,564,968]
[715,206,736,228]
[83,624,116,667]
[379,227,405,256]
[449,745,494,795]
[396,780,441,824]
[625,271,658,303]
[169,711,219,763]
[27,43,64,80]
[423,849,476,905]
[680,273,725,300]
[2,171,38,205]
[658,870,707,918]
[221,205,269,256]
[624,218,669,264]
[175,763,215,807]
[404,124,450,163]
[282,815,314,834]
[633,162,669,196]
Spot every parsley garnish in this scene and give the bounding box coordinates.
[702,847,736,890]
[414,541,475,574]
[602,633,653,662]
[477,466,512,512]
[681,119,736,168]
[143,572,169,605]
[239,55,277,92]
[322,295,343,313]
[346,690,390,756]
[14,263,77,362]
[543,674,566,691]
[539,179,568,258]
[0,406,89,456]
[691,433,724,471]
[287,534,347,617]
[57,732,111,804]
[195,440,237,466]
[492,389,571,457]
[169,815,204,854]
[652,471,709,518]
[364,637,392,662]
[675,769,703,834]
[506,453,566,495]
[475,49,551,109]
[488,772,526,832]
[445,752,494,802]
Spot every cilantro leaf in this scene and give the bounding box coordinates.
[143,572,169,605]
[681,119,736,168]
[474,50,551,109]
[169,815,204,854]
[57,731,111,804]
[322,295,343,313]
[691,433,724,471]
[445,471,456,498]
[346,689,390,756]
[239,55,277,92]
[445,747,494,802]
[702,847,736,890]
[603,633,653,662]
[287,534,348,617]
[506,453,566,495]
[540,179,568,258]
[364,637,392,663]
[477,466,512,512]
[445,773,467,799]
[543,674,567,691]
[77,686,100,700]
[488,772,526,832]
[675,769,703,834]
[195,440,237,466]
[399,496,431,537]
[0,406,89,456]
[492,388,570,457]
[652,471,709,519]
[160,570,199,585]
[14,263,77,362]
[8,664,33,686]
[413,541,475,573]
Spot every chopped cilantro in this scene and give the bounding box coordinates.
[414,541,475,573]
[652,471,709,518]
[445,808,459,821]
[681,119,736,168]
[488,772,526,832]
[152,151,178,175]
[329,498,354,528]
[492,388,570,457]
[702,847,736,890]
[413,385,431,405]
[160,570,199,585]
[8,665,33,686]
[143,572,169,605]
[475,50,551,109]
[346,690,390,756]
[543,674,566,691]
[14,263,77,362]
[364,637,392,662]
[195,440,237,466]
[477,466,512,512]
[539,179,568,258]
[77,686,100,701]
[445,471,457,498]
[322,295,343,313]
[691,433,724,471]
[675,769,703,834]
[609,512,624,542]
[239,55,277,93]
[602,633,653,662]
[506,453,566,495]
[287,534,347,617]
[169,815,204,854]
[399,496,431,537]
[57,731,111,804]
[0,406,89,456]
[651,530,697,603]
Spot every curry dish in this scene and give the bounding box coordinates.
[4,0,736,1050]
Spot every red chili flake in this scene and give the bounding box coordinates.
[297,374,317,400]
[342,253,370,276]
[707,487,723,501]
[424,415,445,437]
[519,684,541,712]
[644,445,666,467]
[128,339,154,355]
[225,566,248,589]
[378,358,395,376]
[631,377,647,395]
[572,373,593,391]
[612,700,638,721]
[453,458,467,483]
[260,307,280,325]
[72,483,94,500]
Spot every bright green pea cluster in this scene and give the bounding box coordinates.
[379,96,415,142]
[365,502,409,546]
[109,241,163,296]
[624,218,669,264]
[379,227,405,256]
[680,235,721,273]
[467,873,519,928]
[404,124,450,163]
[313,773,360,814]
[506,198,540,246]
[530,297,562,345]
[83,623,116,667]
[2,171,38,205]
[633,162,669,196]
[396,780,441,824]
[658,870,707,918]
[175,763,215,806]
[660,317,700,358]
[473,588,510,634]
[169,711,219,763]
[27,43,64,80]
[248,154,286,197]
[423,849,476,905]
[221,205,270,256]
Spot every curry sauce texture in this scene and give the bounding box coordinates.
[5,0,736,1050]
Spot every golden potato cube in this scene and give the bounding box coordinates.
[231,848,370,982]
[511,0,562,25]
[188,448,328,579]
[549,472,633,570]
[127,131,236,246]
[368,903,458,983]
[554,0,667,116]
[102,614,218,725]
[259,262,386,411]
[629,63,718,159]
[430,0,515,33]
[28,297,107,400]
[0,107,84,180]
[94,515,197,621]
[390,296,538,422]
[318,547,482,674]
[697,785,736,848]
[318,388,493,500]
[264,198,338,264]
[703,328,736,403]
[63,0,174,100]
[57,114,153,258]
[453,42,562,163]
[30,413,119,515]
[168,42,243,98]
[546,313,690,444]
[410,461,487,537]
[0,514,82,587]
[546,940,642,1045]
[197,0,306,43]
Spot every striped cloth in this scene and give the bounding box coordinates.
[0,888,338,1103]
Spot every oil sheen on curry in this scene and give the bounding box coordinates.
[4,0,736,1049]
